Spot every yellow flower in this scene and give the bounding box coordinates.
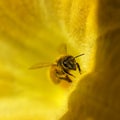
[0,0,97,120]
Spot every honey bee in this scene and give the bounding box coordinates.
[29,45,84,84]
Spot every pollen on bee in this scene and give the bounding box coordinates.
[59,80,72,89]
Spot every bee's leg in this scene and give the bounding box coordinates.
[76,63,81,74]
[65,75,72,82]
[59,76,72,83]
[63,68,75,77]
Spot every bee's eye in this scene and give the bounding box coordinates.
[63,61,73,69]
[63,61,68,67]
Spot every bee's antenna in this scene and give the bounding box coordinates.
[74,54,85,59]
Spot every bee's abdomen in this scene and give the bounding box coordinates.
[49,64,62,84]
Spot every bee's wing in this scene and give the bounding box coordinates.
[29,62,52,69]
[57,43,67,55]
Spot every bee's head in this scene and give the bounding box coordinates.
[62,54,84,70]
[63,56,77,70]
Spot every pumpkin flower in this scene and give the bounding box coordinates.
[0,0,103,120]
